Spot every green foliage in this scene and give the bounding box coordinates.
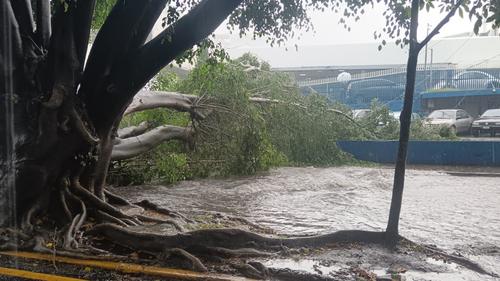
[111,54,451,185]
[109,70,191,185]
[150,70,181,91]
[182,54,362,168]
[92,0,116,30]
[356,101,451,140]
[180,62,286,177]
[357,101,400,139]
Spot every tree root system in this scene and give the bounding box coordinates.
[1,189,497,280]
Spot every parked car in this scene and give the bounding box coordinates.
[434,71,500,90]
[352,109,371,119]
[424,109,474,134]
[471,109,500,137]
[390,111,421,121]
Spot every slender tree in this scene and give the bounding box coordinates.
[386,0,480,241]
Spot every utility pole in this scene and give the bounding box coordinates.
[423,24,430,89]
[429,48,434,88]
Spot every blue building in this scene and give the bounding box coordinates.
[293,66,500,116]
[261,34,500,116]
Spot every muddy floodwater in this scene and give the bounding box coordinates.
[115,166,500,280]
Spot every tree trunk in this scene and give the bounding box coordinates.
[385,0,464,241]
[0,0,242,233]
[386,0,420,241]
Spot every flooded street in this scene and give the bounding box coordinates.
[114,166,500,279]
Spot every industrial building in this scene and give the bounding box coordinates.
[276,35,500,116]
[222,31,500,116]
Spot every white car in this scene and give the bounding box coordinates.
[352,109,371,119]
[434,71,500,90]
[390,111,421,121]
[424,109,474,134]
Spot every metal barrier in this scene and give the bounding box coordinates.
[337,140,500,166]
[301,68,500,111]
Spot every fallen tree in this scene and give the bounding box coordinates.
[111,90,204,161]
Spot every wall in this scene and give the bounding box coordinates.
[337,140,500,166]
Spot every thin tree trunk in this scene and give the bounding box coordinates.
[386,0,420,241]
[385,0,464,241]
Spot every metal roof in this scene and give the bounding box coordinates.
[224,35,500,69]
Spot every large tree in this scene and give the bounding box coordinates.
[0,0,498,278]
[0,0,387,269]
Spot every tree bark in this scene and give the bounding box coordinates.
[111,126,194,161]
[386,0,466,241]
[385,0,420,241]
[125,90,201,117]
[85,0,243,136]
[1,0,243,229]
[117,122,150,139]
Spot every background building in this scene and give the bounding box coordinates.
[219,32,500,116]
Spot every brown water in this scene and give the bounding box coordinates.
[116,166,500,279]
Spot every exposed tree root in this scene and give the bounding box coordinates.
[134,199,193,223]
[70,181,135,222]
[104,189,133,206]
[161,248,208,272]
[195,245,274,258]
[92,210,128,227]
[89,223,385,252]
[3,213,497,280]
[419,243,498,277]
[134,215,185,232]
[4,178,497,280]
[231,261,268,279]
[84,223,498,279]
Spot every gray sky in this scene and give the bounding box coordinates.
[214,3,478,46]
[150,4,492,68]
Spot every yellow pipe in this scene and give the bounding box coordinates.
[0,251,255,281]
[0,266,86,281]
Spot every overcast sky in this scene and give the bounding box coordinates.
[214,3,478,47]
[150,3,491,68]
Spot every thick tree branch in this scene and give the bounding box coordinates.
[88,0,243,135]
[117,121,149,139]
[73,0,97,74]
[417,0,465,51]
[47,2,79,89]
[127,1,167,50]
[80,0,167,115]
[117,0,244,92]
[125,90,204,119]
[35,0,51,49]
[251,97,378,139]
[111,125,194,161]
[10,0,34,36]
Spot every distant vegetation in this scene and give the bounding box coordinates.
[109,54,447,185]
